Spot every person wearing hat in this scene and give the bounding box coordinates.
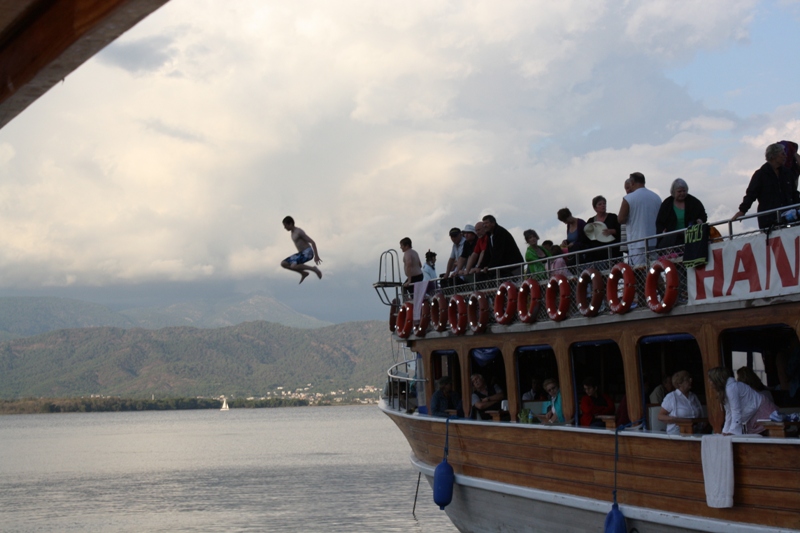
[585,195,622,264]
[422,250,437,281]
[455,224,478,276]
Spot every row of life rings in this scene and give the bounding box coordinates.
[391,259,681,338]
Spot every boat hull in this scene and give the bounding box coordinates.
[383,406,800,533]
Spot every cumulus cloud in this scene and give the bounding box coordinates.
[0,0,797,321]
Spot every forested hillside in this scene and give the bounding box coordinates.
[0,320,392,399]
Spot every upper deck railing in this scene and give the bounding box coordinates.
[375,203,800,337]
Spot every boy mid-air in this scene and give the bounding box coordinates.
[281,216,322,284]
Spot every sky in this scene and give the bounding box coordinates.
[0,0,799,323]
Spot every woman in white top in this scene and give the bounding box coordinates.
[708,367,778,435]
[658,370,703,435]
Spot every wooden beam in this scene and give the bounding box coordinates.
[0,0,170,129]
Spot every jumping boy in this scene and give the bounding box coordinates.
[281,216,322,284]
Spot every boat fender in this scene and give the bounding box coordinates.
[517,278,542,323]
[545,274,571,321]
[430,292,448,332]
[645,258,679,313]
[448,294,468,336]
[604,502,627,533]
[395,301,414,339]
[606,262,636,314]
[467,292,490,333]
[433,458,454,510]
[493,281,518,325]
[413,298,431,337]
[576,268,605,317]
[389,298,398,332]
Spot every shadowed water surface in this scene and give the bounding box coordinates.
[0,406,456,532]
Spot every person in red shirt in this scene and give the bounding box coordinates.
[579,376,615,427]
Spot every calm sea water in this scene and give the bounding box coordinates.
[0,405,457,532]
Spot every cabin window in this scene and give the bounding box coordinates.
[720,325,800,407]
[639,334,705,430]
[431,350,461,394]
[515,345,558,405]
[469,347,507,419]
[570,340,624,427]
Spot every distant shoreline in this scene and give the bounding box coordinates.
[0,397,310,415]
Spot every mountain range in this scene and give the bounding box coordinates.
[0,293,331,340]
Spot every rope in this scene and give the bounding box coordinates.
[412,472,421,516]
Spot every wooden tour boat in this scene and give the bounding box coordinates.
[376,208,800,533]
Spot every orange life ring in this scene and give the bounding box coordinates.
[645,258,680,313]
[395,301,413,338]
[606,262,636,314]
[448,294,468,336]
[468,292,491,333]
[517,278,542,323]
[413,298,431,337]
[389,298,398,332]
[430,292,448,332]
[493,281,518,325]
[576,268,605,317]
[545,274,571,321]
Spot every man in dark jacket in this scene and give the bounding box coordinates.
[732,142,800,229]
[482,214,524,279]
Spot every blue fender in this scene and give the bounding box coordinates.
[604,502,627,533]
[433,459,454,510]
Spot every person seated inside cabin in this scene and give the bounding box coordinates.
[522,377,547,401]
[708,366,780,436]
[547,245,569,278]
[470,373,505,420]
[649,375,675,405]
[655,178,708,248]
[579,377,615,427]
[430,376,462,417]
[542,378,565,423]
[736,366,774,403]
[657,370,704,435]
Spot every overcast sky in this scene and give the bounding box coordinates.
[0,0,799,323]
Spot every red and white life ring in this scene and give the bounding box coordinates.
[448,294,468,336]
[576,268,605,317]
[468,292,491,333]
[493,281,518,325]
[645,258,680,314]
[395,301,414,338]
[430,292,448,332]
[545,274,571,321]
[413,297,431,337]
[606,262,636,314]
[389,298,398,332]
[517,278,542,323]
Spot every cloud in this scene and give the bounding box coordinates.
[0,0,798,322]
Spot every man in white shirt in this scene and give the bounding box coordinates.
[443,227,466,282]
[618,172,661,267]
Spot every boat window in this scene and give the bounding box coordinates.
[638,334,705,430]
[469,347,507,418]
[515,345,557,404]
[570,340,624,427]
[432,350,460,395]
[720,325,799,407]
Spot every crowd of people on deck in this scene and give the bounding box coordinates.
[399,141,800,289]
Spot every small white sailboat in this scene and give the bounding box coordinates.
[220,398,229,411]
